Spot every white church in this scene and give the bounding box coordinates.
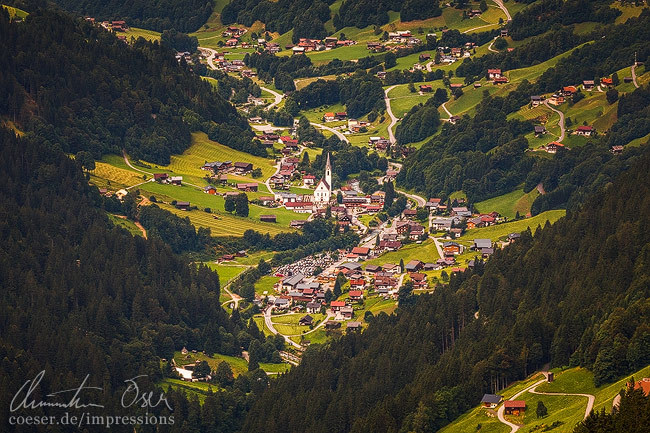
[313,153,332,205]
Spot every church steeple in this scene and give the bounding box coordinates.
[325,152,332,192]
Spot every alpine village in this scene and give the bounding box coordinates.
[1,0,650,432]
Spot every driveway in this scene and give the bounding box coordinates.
[384,85,399,143]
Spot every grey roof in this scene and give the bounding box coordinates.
[296,282,320,291]
[474,239,492,249]
[306,302,321,309]
[341,262,362,271]
[283,273,304,287]
[346,321,362,328]
[481,394,502,404]
[274,298,290,306]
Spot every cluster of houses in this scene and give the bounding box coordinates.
[222,26,247,47]
[366,30,424,54]
[322,112,347,122]
[287,37,356,55]
[368,136,391,151]
[204,51,248,73]
[201,160,255,176]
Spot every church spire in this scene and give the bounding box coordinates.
[325,152,332,192]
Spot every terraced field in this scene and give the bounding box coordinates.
[124,27,161,42]
[157,202,297,236]
[90,161,145,188]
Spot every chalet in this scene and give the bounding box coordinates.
[530,95,542,106]
[367,41,383,51]
[269,176,285,189]
[175,201,190,210]
[325,321,341,330]
[504,401,526,416]
[468,9,482,17]
[575,125,594,136]
[534,125,547,136]
[403,209,418,219]
[381,263,400,274]
[547,94,565,105]
[450,83,464,90]
[351,246,371,258]
[303,174,316,185]
[203,185,217,194]
[493,77,509,85]
[449,115,462,124]
[600,77,613,87]
[249,116,263,123]
[259,196,275,206]
[405,260,423,272]
[419,53,431,62]
[487,69,502,79]
[346,321,362,331]
[170,176,183,185]
[154,173,169,182]
[348,290,364,301]
[452,206,471,217]
[324,112,335,122]
[633,378,650,396]
[378,240,402,252]
[111,20,127,31]
[365,265,382,273]
[306,302,321,314]
[237,183,258,192]
[234,162,253,173]
[583,80,595,90]
[611,145,624,154]
[481,394,502,409]
[299,315,314,326]
[340,306,354,319]
[335,112,347,120]
[431,218,453,231]
[467,217,484,230]
[443,241,462,256]
[473,239,493,251]
[375,276,398,290]
[290,220,308,229]
[500,29,508,37]
[292,46,305,55]
[546,141,564,153]
[260,214,277,223]
[282,273,304,291]
[450,228,463,238]
[409,273,427,288]
[284,201,314,213]
[274,297,291,310]
[423,262,439,271]
[330,300,345,311]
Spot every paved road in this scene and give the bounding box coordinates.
[432,237,444,259]
[263,308,304,349]
[311,121,350,143]
[441,101,453,120]
[631,64,640,89]
[529,381,595,421]
[260,86,283,110]
[384,85,399,144]
[543,101,566,142]
[388,162,427,207]
[497,378,547,432]
[488,37,499,53]
[426,61,434,72]
[199,46,218,70]
[285,311,335,337]
[493,0,511,21]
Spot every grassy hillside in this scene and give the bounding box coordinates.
[475,187,540,219]
[439,364,650,433]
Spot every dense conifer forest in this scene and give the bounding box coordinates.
[0,10,256,164]
[242,144,650,433]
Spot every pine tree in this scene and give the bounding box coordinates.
[225,196,235,213]
[235,193,249,217]
[536,400,548,418]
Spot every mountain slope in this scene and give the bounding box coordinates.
[242,147,650,433]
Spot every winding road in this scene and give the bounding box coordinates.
[497,378,546,432]
[543,101,566,142]
[492,0,511,21]
[441,101,453,120]
[488,37,499,53]
[529,382,595,421]
[260,86,283,110]
[311,121,350,143]
[123,150,152,176]
[463,22,500,34]
[384,85,399,144]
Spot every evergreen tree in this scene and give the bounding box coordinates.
[236,193,250,217]
[225,196,236,213]
[536,400,548,418]
[215,361,234,387]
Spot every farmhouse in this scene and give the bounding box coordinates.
[419,84,433,92]
[306,302,321,314]
[530,95,542,106]
[534,125,546,136]
[170,176,183,185]
[583,80,595,90]
[346,321,362,331]
[487,68,502,79]
[237,183,258,192]
[175,201,190,210]
[405,260,423,272]
[504,401,526,416]
[575,125,594,136]
[299,315,314,326]
[443,241,462,256]
[234,162,253,173]
[203,185,217,194]
[481,394,502,408]
[282,273,304,291]
[153,173,169,182]
[546,141,564,153]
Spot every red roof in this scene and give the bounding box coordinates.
[409,273,426,281]
[351,246,370,255]
[331,301,345,307]
[285,201,313,208]
[488,69,501,74]
[577,125,594,131]
[349,290,363,297]
[504,401,526,408]
[350,280,364,287]
[634,378,650,396]
[563,86,578,93]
